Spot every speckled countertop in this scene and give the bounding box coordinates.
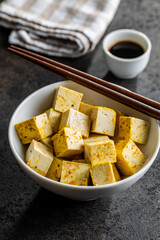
[0,0,160,239]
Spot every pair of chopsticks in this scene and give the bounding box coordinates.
[8,45,160,120]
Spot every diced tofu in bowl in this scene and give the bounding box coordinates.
[8,80,160,200]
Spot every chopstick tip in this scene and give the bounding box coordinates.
[8,45,18,51]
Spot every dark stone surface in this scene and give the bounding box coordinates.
[0,0,160,239]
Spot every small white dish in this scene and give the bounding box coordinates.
[103,29,152,79]
[8,80,160,201]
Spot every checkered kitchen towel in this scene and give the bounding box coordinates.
[0,0,120,57]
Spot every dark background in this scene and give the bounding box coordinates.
[0,0,160,239]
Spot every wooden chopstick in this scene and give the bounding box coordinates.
[10,45,160,110]
[8,45,160,120]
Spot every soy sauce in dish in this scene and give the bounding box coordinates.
[109,41,144,59]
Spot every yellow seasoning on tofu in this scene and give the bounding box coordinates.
[53,86,83,113]
[45,108,61,133]
[46,156,63,181]
[91,106,116,136]
[26,140,53,176]
[111,163,121,181]
[15,113,53,144]
[83,134,110,144]
[52,127,84,158]
[59,108,91,138]
[84,140,117,166]
[112,111,126,143]
[79,102,93,117]
[116,139,146,176]
[60,161,91,186]
[119,116,150,144]
[90,162,116,186]
[41,136,53,148]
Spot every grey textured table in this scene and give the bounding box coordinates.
[0,1,160,239]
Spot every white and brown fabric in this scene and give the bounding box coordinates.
[0,0,120,57]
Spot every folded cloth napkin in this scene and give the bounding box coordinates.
[0,0,120,57]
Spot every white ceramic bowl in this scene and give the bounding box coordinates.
[8,80,160,201]
[103,29,152,79]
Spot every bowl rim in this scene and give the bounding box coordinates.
[102,28,152,63]
[8,81,160,190]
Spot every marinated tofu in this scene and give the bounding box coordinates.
[84,140,117,166]
[26,140,53,176]
[52,127,84,158]
[119,116,150,144]
[60,161,90,186]
[15,85,150,186]
[53,86,83,113]
[46,156,63,181]
[116,139,146,176]
[45,108,61,133]
[79,102,93,117]
[111,163,121,181]
[91,106,116,136]
[15,113,53,144]
[41,136,53,148]
[83,134,110,144]
[90,163,116,186]
[113,111,126,143]
[59,108,91,138]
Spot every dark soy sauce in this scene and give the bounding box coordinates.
[109,41,144,59]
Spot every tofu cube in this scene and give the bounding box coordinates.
[116,139,146,176]
[59,108,91,138]
[111,163,121,181]
[79,102,93,117]
[26,140,53,176]
[46,156,63,181]
[52,127,84,158]
[119,116,150,144]
[90,163,116,186]
[41,136,53,148]
[83,134,110,144]
[60,161,90,186]
[84,140,117,166]
[91,106,116,136]
[45,108,61,133]
[53,86,83,113]
[113,111,126,143]
[15,113,53,144]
